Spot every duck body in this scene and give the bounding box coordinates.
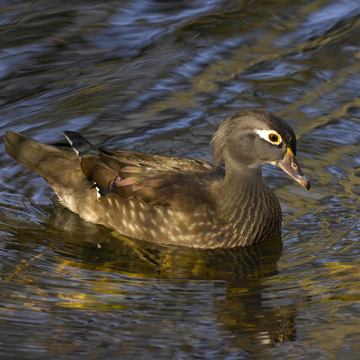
[5,109,309,248]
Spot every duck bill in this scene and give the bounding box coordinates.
[277,148,310,190]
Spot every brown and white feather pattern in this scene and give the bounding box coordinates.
[5,108,300,249]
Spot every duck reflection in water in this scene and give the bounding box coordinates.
[49,206,296,354]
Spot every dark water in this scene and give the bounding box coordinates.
[0,0,360,359]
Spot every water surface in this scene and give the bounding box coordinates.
[1,0,360,359]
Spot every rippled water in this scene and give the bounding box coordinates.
[0,0,360,359]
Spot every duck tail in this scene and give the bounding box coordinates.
[5,130,80,186]
[6,131,53,174]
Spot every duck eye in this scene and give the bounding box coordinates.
[254,129,282,145]
[268,133,280,144]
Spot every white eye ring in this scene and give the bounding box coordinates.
[254,129,282,145]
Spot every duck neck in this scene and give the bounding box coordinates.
[212,157,281,247]
[224,160,264,200]
[219,160,265,214]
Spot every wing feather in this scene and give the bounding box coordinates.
[80,151,216,213]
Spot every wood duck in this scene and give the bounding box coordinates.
[5,109,310,248]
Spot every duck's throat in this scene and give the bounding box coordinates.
[221,164,264,210]
[218,165,281,246]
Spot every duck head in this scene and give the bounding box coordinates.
[211,109,310,190]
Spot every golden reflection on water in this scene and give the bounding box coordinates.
[1,226,295,354]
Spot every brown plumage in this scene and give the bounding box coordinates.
[5,109,310,248]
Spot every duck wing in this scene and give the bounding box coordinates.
[80,151,216,213]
